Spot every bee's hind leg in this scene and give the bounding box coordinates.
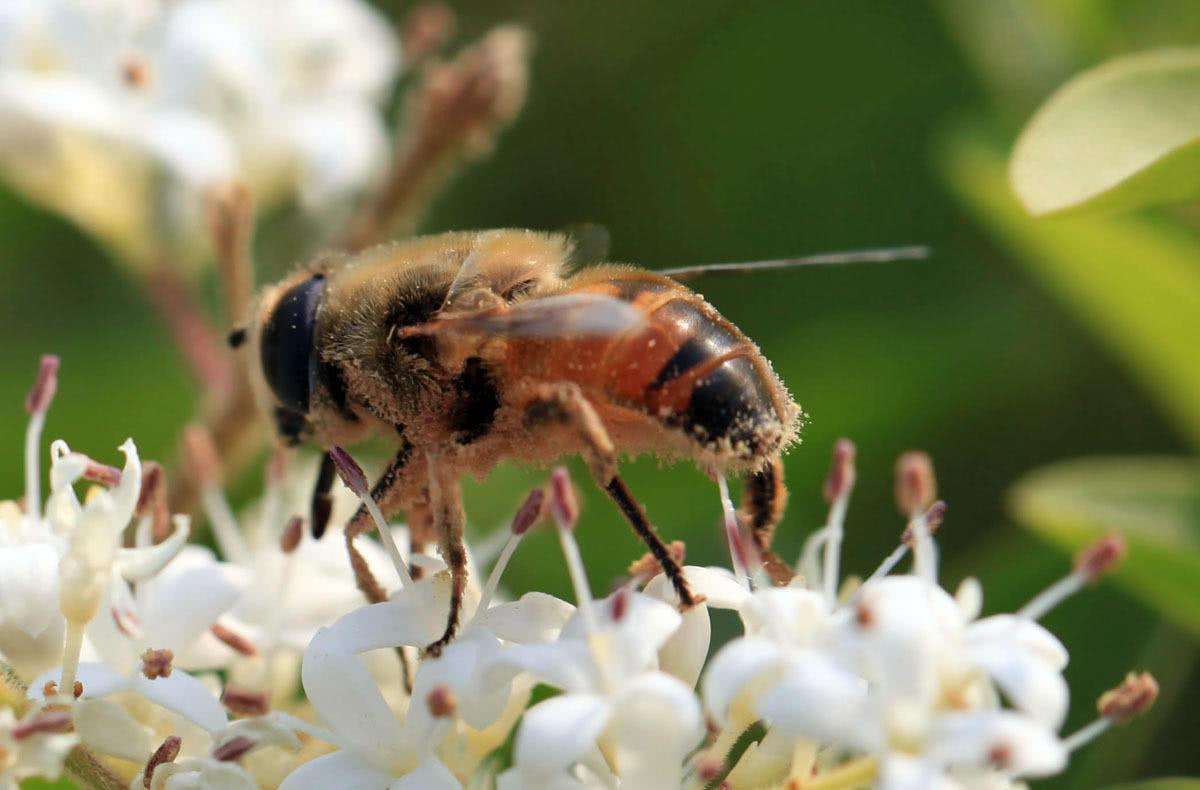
[525,383,697,609]
[423,457,468,658]
[738,455,794,586]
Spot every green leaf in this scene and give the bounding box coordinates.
[943,124,1200,448]
[1011,48,1200,216]
[1009,456,1200,636]
[1104,780,1200,790]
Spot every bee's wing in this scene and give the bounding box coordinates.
[562,223,612,270]
[403,293,644,339]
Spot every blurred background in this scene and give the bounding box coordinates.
[1,3,1197,786]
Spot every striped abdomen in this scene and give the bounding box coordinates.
[509,267,799,463]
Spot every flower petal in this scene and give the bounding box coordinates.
[131,669,228,733]
[322,575,450,654]
[279,750,396,790]
[473,592,574,644]
[29,662,130,702]
[138,562,243,655]
[929,711,1067,778]
[390,757,460,790]
[756,650,877,749]
[609,672,704,790]
[72,697,154,762]
[701,637,783,725]
[513,694,611,778]
[114,517,189,581]
[646,566,750,611]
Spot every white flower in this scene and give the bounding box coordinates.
[0,0,400,263]
[0,708,77,788]
[130,714,302,790]
[491,493,704,790]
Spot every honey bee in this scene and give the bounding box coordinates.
[235,228,922,654]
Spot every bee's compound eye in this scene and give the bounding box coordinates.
[260,276,326,415]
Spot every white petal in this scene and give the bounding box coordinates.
[701,637,783,725]
[286,101,388,207]
[739,586,828,645]
[485,640,599,695]
[141,110,238,187]
[138,563,242,654]
[609,672,704,790]
[513,694,611,777]
[302,627,403,762]
[929,711,1067,778]
[279,750,395,790]
[878,755,961,790]
[391,757,460,790]
[322,575,450,654]
[756,651,877,749]
[72,697,154,762]
[968,615,1068,670]
[131,669,228,733]
[656,601,710,689]
[407,633,508,732]
[29,662,130,702]
[109,439,141,532]
[0,543,62,638]
[115,517,189,581]
[968,616,1070,728]
[646,565,750,611]
[473,592,574,644]
[561,592,680,678]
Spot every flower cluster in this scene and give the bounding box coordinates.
[0,358,1158,789]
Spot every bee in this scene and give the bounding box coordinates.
[235,228,923,654]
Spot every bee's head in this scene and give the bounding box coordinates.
[235,272,327,445]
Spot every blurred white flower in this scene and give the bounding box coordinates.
[0,0,400,263]
[0,708,77,788]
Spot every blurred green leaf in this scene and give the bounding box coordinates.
[943,124,1200,447]
[1009,456,1200,636]
[1011,48,1200,216]
[1104,780,1200,790]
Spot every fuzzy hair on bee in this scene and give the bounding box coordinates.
[243,227,815,654]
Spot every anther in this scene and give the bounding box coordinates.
[823,438,857,504]
[211,622,257,657]
[549,467,579,529]
[143,736,181,789]
[426,686,458,718]
[511,488,546,535]
[894,451,936,518]
[1098,672,1159,723]
[25,355,59,416]
[221,686,270,718]
[1075,534,1127,582]
[901,500,947,545]
[182,425,222,487]
[11,711,73,740]
[329,446,369,497]
[212,735,256,762]
[141,648,174,680]
[280,516,304,554]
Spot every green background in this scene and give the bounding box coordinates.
[3,2,1197,786]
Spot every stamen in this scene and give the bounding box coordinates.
[136,462,171,543]
[143,736,181,789]
[1097,671,1158,723]
[1019,535,1126,621]
[24,355,59,519]
[473,489,541,620]
[330,446,413,588]
[186,426,250,564]
[58,623,85,700]
[551,468,597,633]
[717,475,751,589]
[822,439,857,607]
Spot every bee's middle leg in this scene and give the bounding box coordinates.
[525,383,697,608]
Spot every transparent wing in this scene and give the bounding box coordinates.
[402,293,645,339]
[562,222,612,269]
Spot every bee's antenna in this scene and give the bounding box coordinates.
[658,245,930,281]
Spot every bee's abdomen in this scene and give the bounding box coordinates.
[581,274,795,460]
